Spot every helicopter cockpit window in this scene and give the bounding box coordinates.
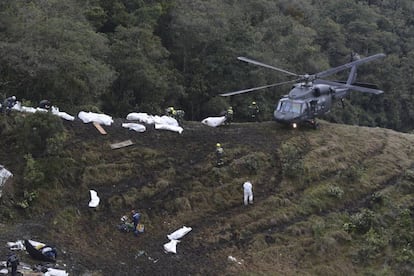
[277,100,304,114]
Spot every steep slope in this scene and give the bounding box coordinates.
[1,115,414,275]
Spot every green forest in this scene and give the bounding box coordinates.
[1,0,413,130]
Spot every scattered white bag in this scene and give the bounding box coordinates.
[201,116,226,127]
[45,268,69,276]
[78,111,113,126]
[126,112,155,124]
[0,165,13,198]
[154,124,183,134]
[163,239,180,254]
[51,106,75,121]
[88,190,100,208]
[153,115,179,127]
[122,123,146,132]
[167,226,192,240]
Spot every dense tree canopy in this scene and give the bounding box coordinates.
[0,0,413,130]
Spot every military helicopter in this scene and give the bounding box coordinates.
[220,53,386,129]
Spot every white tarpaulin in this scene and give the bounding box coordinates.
[154,124,183,134]
[78,111,113,126]
[51,106,75,121]
[11,102,74,121]
[167,226,192,240]
[45,268,69,276]
[163,225,192,254]
[126,113,183,134]
[126,112,155,124]
[122,123,146,132]
[201,116,226,127]
[0,165,13,198]
[88,190,100,208]
[163,239,180,254]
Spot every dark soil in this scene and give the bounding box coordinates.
[0,118,293,275]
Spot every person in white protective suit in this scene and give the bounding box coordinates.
[243,181,253,206]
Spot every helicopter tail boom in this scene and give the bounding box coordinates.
[315,79,384,95]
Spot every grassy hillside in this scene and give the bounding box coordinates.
[1,113,414,275]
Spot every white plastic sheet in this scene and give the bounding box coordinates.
[0,165,13,198]
[154,124,183,134]
[51,106,75,121]
[88,190,100,208]
[126,112,155,124]
[163,225,192,254]
[167,226,192,240]
[45,268,69,276]
[11,102,75,121]
[201,116,226,127]
[78,111,113,126]
[122,123,146,132]
[126,113,183,133]
[163,239,180,254]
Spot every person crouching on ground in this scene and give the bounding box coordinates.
[131,210,142,236]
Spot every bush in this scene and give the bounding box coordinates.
[23,154,45,188]
[342,165,363,183]
[346,209,376,234]
[279,143,304,178]
[327,185,344,199]
[16,112,64,156]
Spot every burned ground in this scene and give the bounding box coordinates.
[1,115,414,275]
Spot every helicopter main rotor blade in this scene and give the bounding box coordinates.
[315,79,384,94]
[345,84,384,94]
[220,80,295,97]
[237,57,299,77]
[315,53,386,79]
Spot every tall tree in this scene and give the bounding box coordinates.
[0,0,115,109]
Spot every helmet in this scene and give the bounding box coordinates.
[216,143,221,147]
[12,96,16,100]
[252,101,256,105]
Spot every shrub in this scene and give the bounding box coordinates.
[230,152,269,175]
[327,185,344,199]
[279,143,304,178]
[353,228,388,263]
[23,154,45,188]
[16,190,37,209]
[342,165,363,183]
[16,112,64,156]
[346,209,376,234]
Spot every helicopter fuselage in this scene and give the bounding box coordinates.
[273,83,333,127]
[220,53,385,128]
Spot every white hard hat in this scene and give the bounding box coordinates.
[12,96,16,100]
